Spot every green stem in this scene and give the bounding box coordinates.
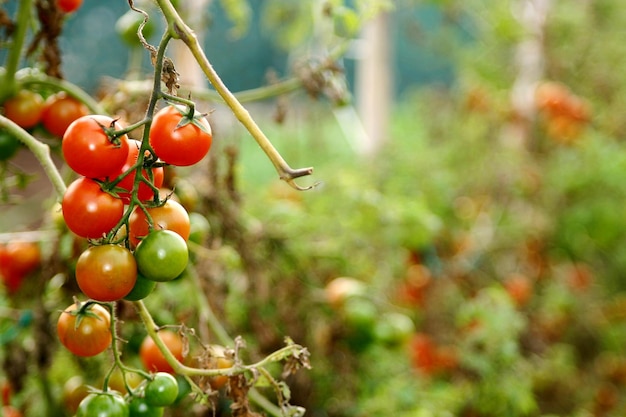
[0,115,66,197]
[1,0,34,100]
[155,0,315,190]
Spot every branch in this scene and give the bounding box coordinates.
[0,116,66,198]
[154,0,316,190]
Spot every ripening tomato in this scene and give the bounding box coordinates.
[128,199,190,247]
[0,241,41,293]
[57,0,83,13]
[149,105,212,166]
[134,230,189,282]
[41,92,89,137]
[110,140,164,203]
[57,302,112,357]
[76,245,137,301]
[62,376,90,415]
[139,330,184,374]
[62,177,124,239]
[3,90,44,129]
[62,115,130,178]
[206,345,234,390]
[76,393,128,417]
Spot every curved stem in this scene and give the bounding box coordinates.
[155,0,316,190]
[0,115,66,197]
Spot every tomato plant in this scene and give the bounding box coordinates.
[2,90,44,129]
[111,139,164,203]
[128,199,190,247]
[56,0,83,13]
[76,392,128,417]
[0,131,20,162]
[62,115,130,179]
[149,105,212,167]
[75,245,137,301]
[41,92,89,138]
[139,330,184,374]
[61,177,124,239]
[144,373,178,407]
[134,230,189,282]
[57,302,112,357]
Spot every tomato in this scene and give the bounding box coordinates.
[373,312,415,346]
[206,345,234,390]
[188,212,211,245]
[149,105,212,166]
[139,330,184,374]
[115,9,156,47]
[76,245,137,301]
[62,115,130,178]
[57,0,83,13]
[0,131,20,161]
[124,274,157,301]
[41,92,89,137]
[110,140,164,203]
[62,376,90,415]
[57,302,112,357]
[1,405,22,417]
[324,277,366,309]
[128,200,190,247]
[0,241,41,293]
[62,177,124,239]
[76,392,128,417]
[3,90,44,128]
[128,397,163,417]
[144,373,178,407]
[106,369,144,396]
[134,230,188,282]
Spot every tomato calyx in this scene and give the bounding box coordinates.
[92,117,129,147]
[64,299,111,330]
[169,103,212,135]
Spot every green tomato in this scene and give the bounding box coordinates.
[0,131,20,161]
[124,273,157,301]
[115,9,156,47]
[144,373,179,407]
[77,392,129,417]
[134,230,189,282]
[174,374,191,404]
[188,212,211,245]
[373,312,415,346]
[128,397,163,417]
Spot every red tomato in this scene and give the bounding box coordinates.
[128,199,190,247]
[109,139,164,203]
[3,90,44,128]
[139,330,184,373]
[62,177,124,239]
[75,245,137,301]
[0,241,41,293]
[57,302,112,357]
[62,115,130,178]
[149,105,212,166]
[41,93,89,137]
[56,0,83,13]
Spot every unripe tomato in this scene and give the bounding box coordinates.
[144,373,179,406]
[76,392,128,417]
[0,131,20,161]
[3,90,44,128]
[115,9,156,47]
[75,245,137,302]
[134,230,189,282]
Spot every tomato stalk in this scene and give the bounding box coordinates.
[0,116,66,197]
[154,0,317,190]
